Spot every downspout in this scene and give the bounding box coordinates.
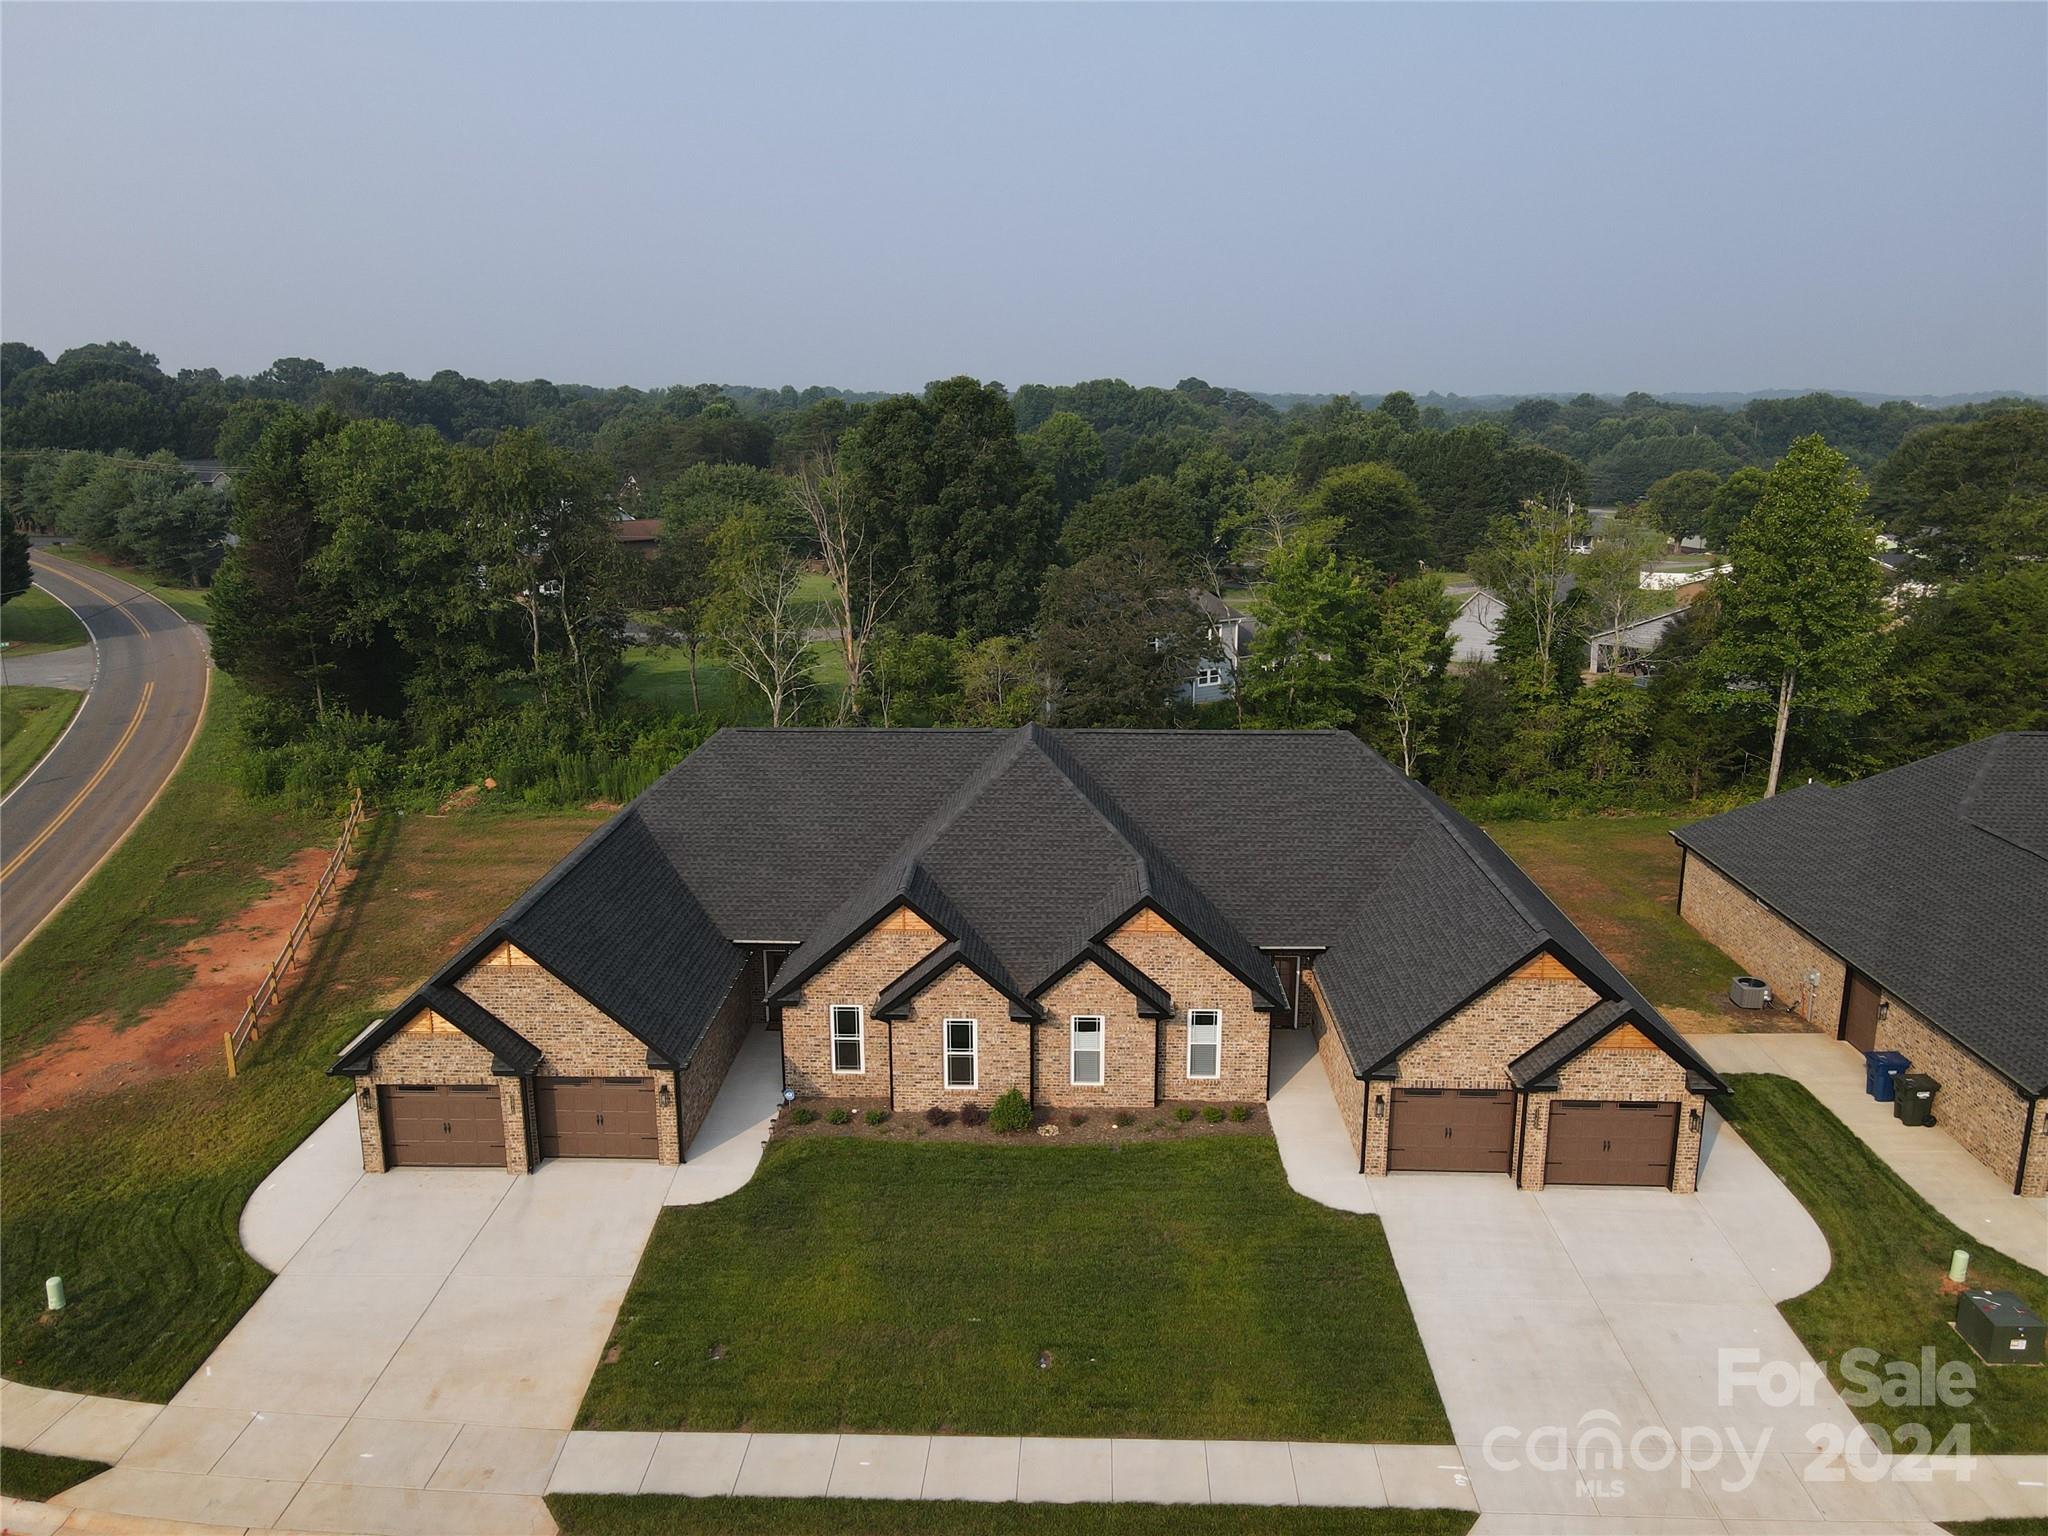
[1512,1089,1528,1187]
[887,1014,896,1110]
[1028,1016,1037,1110]
[2017,1092,2041,1198]
[1357,1076,1368,1174]
[1675,845,1688,912]
[673,1067,687,1163]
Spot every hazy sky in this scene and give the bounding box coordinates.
[4,3,2043,397]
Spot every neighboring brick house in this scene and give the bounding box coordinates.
[1674,733,2048,1199]
[335,724,1720,1191]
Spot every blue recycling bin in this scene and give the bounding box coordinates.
[1866,1050,1911,1102]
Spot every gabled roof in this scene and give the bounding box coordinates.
[341,724,1689,1091]
[1675,733,2048,1094]
[874,941,1039,1022]
[1508,999,1721,1094]
[334,982,540,1077]
[1032,942,1173,1019]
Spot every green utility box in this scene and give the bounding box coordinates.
[1956,1289,2044,1365]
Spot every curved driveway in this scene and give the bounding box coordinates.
[0,550,210,963]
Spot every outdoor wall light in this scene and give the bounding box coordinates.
[1372,1097,1385,1121]
[1689,1106,1702,1132]
[358,1086,373,1108]
[1877,1000,1891,1022]
[658,1082,673,1107]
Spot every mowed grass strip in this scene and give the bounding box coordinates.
[581,1136,1448,1444]
[0,781,602,1399]
[0,584,91,655]
[1479,813,1739,1020]
[0,675,322,1065]
[37,546,212,626]
[1,684,83,795]
[1718,1075,2048,1453]
[548,1495,1477,1536]
[0,1448,109,1502]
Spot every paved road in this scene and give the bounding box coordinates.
[0,550,210,963]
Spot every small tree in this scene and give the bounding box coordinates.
[2,508,32,604]
[1578,517,1665,673]
[1696,435,1885,797]
[707,508,817,726]
[1362,575,1458,776]
[1218,473,1340,578]
[791,446,895,722]
[642,517,716,713]
[1238,538,1375,729]
[1471,495,1586,700]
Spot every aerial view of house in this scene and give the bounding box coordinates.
[1676,732,2048,1196]
[334,724,1723,1192]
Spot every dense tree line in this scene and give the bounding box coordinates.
[5,335,2041,816]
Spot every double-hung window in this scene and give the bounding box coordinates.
[1187,1010,1221,1079]
[831,1005,864,1073]
[944,1018,978,1089]
[1070,1015,1104,1087]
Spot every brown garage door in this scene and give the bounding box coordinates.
[536,1076,658,1160]
[1388,1087,1515,1173]
[381,1084,506,1168]
[1544,1100,1679,1187]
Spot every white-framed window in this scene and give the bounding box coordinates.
[1195,664,1225,688]
[944,1018,978,1089]
[1070,1015,1104,1087]
[1187,1009,1221,1079]
[831,1005,864,1073]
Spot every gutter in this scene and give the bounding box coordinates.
[2017,1093,2041,1198]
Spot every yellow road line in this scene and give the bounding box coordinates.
[35,561,142,637]
[1,680,154,883]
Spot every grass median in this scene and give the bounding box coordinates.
[1718,1074,2048,1454]
[0,584,91,656]
[548,1497,1477,1536]
[0,684,83,796]
[580,1135,1448,1444]
[0,1448,109,1503]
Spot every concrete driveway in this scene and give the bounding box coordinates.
[55,1026,786,1534]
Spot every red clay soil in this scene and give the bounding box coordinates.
[2,846,349,1115]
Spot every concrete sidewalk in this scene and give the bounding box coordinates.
[1691,1031,2048,1262]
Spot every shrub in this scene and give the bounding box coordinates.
[826,1107,852,1126]
[788,1107,817,1126]
[925,1105,953,1127]
[959,1101,989,1128]
[1173,1106,1196,1123]
[864,1108,889,1126]
[989,1087,1031,1133]
[1112,1111,1136,1128]
[1201,1105,1226,1124]
[1228,1104,1252,1123]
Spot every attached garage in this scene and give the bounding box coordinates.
[536,1076,659,1160]
[1543,1100,1679,1188]
[380,1084,506,1167]
[1387,1087,1515,1173]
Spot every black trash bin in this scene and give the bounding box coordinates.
[1894,1074,1938,1126]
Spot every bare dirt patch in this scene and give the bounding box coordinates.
[1,846,349,1115]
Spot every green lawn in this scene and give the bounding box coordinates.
[0,680,603,1398]
[1718,1075,2048,1454]
[1942,1522,2048,1536]
[580,1136,1447,1443]
[0,676,322,1067]
[1479,813,1742,1027]
[0,1448,108,1502]
[549,1496,1476,1536]
[1,684,83,795]
[0,584,90,655]
[619,639,847,720]
[38,546,212,625]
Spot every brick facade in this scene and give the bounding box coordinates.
[1031,960,1159,1109]
[352,1020,530,1175]
[1104,909,1264,1104]
[1359,966,1597,1178]
[1876,994,2040,1196]
[1304,970,1366,1163]
[1520,1037,1706,1194]
[1678,852,1846,1027]
[782,903,1268,1112]
[1682,851,2046,1198]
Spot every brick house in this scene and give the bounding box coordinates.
[335,725,1721,1191]
[1674,733,2048,1198]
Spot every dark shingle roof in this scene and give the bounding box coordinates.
[340,724,1700,1090]
[335,982,540,1076]
[1674,733,2048,1093]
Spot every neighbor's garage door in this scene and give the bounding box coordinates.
[381,1084,506,1168]
[536,1076,658,1160]
[1388,1087,1515,1173]
[1544,1100,1679,1187]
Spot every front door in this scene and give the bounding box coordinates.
[535,1076,659,1159]
[1841,970,1882,1053]
[1387,1087,1516,1173]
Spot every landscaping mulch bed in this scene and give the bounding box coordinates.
[772,1099,1268,1147]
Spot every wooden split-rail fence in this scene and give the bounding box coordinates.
[223,788,364,1078]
